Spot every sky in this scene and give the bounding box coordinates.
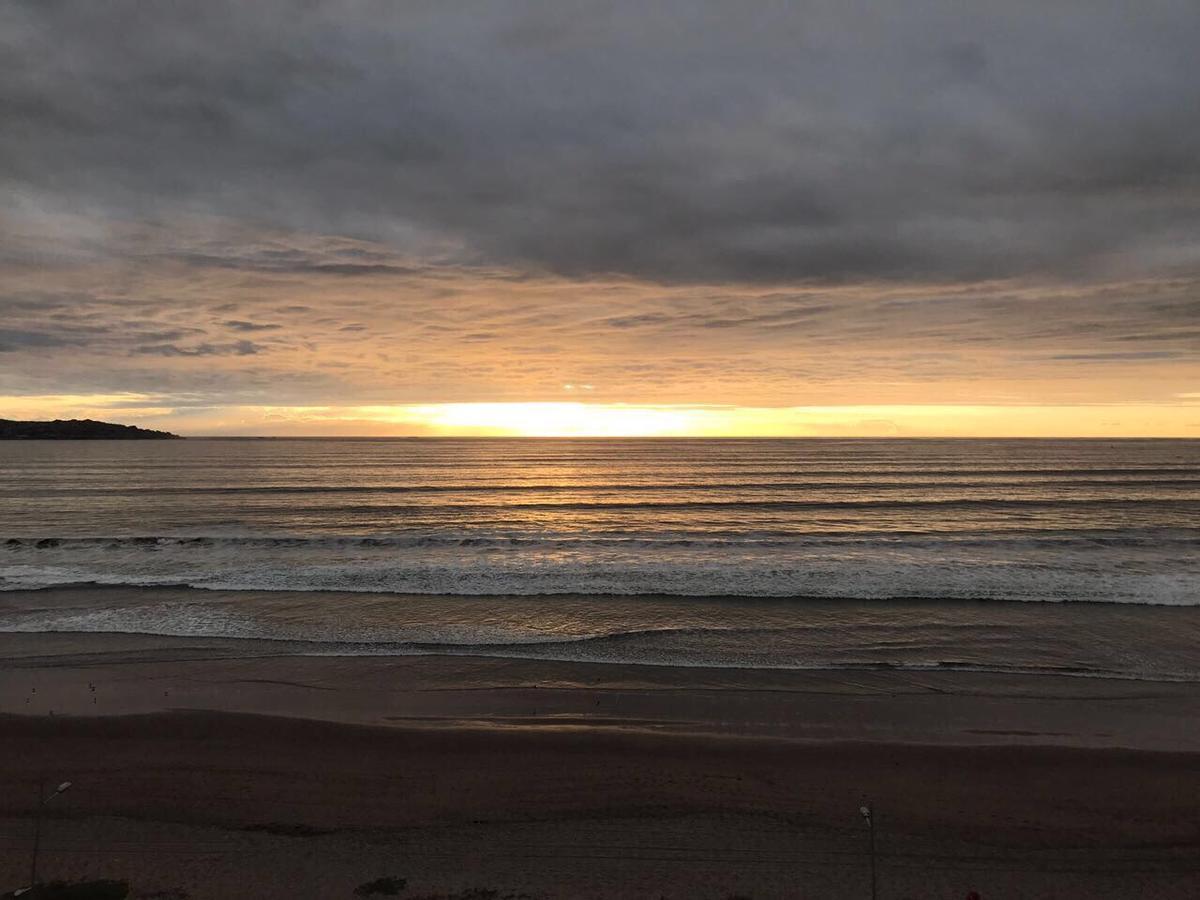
[1,1,1198,436]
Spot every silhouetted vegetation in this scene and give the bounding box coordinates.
[0,419,179,440]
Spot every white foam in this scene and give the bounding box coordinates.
[3,524,1198,605]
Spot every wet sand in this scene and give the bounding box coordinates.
[1,631,1199,898]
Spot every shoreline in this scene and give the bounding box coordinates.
[4,630,1200,751]
[5,586,1200,692]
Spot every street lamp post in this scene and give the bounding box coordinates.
[25,778,72,899]
[860,802,876,900]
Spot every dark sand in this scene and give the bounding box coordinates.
[2,630,1199,898]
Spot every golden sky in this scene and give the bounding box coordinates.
[4,394,1196,438]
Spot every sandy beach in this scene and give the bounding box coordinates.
[2,627,1199,899]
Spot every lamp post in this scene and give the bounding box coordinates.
[860,802,876,900]
[23,778,72,899]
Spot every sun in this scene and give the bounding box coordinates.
[403,403,703,437]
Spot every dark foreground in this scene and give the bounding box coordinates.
[1,632,1198,898]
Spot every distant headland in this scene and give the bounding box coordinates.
[0,418,181,439]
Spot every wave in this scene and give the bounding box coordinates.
[3,618,1196,682]
[3,563,1197,605]
[5,525,1197,604]
[6,530,1199,552]
[7,475,1200,497]
[46,497,1187,514]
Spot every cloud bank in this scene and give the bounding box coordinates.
[1,1,1197,431]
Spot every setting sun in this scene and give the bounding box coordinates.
[400,402,702,437]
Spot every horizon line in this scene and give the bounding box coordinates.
[175,433,1198,440]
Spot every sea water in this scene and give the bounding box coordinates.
[2,438,1197,677]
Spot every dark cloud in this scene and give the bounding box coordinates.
[2,0,1199,283]
[178,252,422,277]
[0,328,79,352]
[1047,350,1190,362]
[134,340,262,357]
[223,320,282,332]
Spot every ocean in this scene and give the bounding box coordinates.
[2,438,1198,679]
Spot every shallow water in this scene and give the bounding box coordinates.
[2,438,1198,678]
[6,587,1200,683]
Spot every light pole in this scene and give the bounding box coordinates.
[860,802,876,900]
[22,778,72,899]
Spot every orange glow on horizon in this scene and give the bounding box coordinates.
[3,395,1196,438]
[397,403,701,437]
[380,402,1198,438]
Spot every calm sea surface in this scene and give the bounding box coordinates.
[2,438,1198,678]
